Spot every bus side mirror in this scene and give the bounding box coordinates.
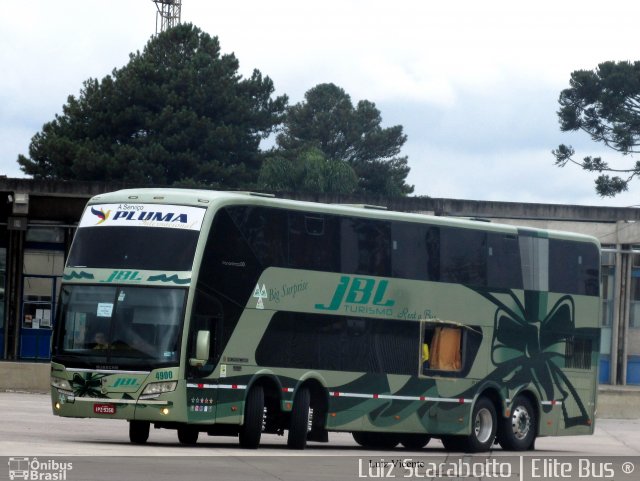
[189,330,210,367]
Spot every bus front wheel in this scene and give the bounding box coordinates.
[239,385,265,449]
[129,420,150,444]
[177,425,199,445]
[498,395,536,451]
[287,386,311,449]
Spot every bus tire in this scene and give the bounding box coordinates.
[400,434,431,450]
[287,386,311,449]
[499,395,536,451]
[239,385,264,449]
[440,435,466,451]
[465,397,497,452]
[129,420,150,444]
[352,432,399,449]
[177,425,199,445]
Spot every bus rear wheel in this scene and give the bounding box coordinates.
[239,385,265,449]
[440,435,466,451]
[287,386,311,449]
[498,395,536,451]
[352,432,399,449]
[400,434,431,450]
[177,425,199,445]
[466,397,497,452]
[129,420,150,444]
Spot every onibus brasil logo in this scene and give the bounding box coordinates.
[8,457,73,480]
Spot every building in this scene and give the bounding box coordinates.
[1,178,638,385]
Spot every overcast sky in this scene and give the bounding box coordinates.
[2,0,640,207]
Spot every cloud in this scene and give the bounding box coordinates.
[4,0,640,206]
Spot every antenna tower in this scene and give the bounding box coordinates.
[153,0,182,34]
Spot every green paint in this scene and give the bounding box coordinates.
[101,270,143,283]
[147,274,191,284]
[315,276,395,311]
[63,271,95,280]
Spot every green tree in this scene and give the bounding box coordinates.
[258,147,358,194]
[276,83,413,197]
[18,24,287,188]
[553,60,640,196]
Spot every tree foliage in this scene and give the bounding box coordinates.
[18,24,287,188]
[553,60,640,196]
[258,147,358,195]
[276,83,413,197]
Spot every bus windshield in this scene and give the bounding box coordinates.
[66,227,199,271]
[53,285,186,370]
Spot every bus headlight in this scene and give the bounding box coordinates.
[51,377,72,391]
[140,381,178,399]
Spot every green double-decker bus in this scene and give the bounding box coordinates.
[50,189,601,451]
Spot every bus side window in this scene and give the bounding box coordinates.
[423,325,462,373]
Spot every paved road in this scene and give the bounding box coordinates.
[1,392,639,480]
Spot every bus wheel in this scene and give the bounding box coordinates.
[177,426,199,445]
[352,432,399,449]
[287,386,311,449]
[129,421,150,444]
[499,395,536,451]
[400,434,431,450]
[440,435,466,451]
[466,397,497,452]
[239,385,265,449]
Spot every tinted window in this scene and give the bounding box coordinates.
[549,239,599,296]
[203,207,525,292]
[487,233,523,290]
[341,218,391,277]
[67,227,199,271]
[228,206,288,268]
[440,227,487,286]
[195,208,262,359]
[391,222,440,281]
[256,312,419,375]
[288,213,340,271]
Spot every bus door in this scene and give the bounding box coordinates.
[186,292,223,420]
[422,322,477,433]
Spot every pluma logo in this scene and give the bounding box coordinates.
[90,207,111,224]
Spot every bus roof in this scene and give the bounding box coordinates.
[87,188,599,245]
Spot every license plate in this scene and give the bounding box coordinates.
[93,403,116,415]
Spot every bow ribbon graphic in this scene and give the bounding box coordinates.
[71,372,106,398]
[476,289,594,428]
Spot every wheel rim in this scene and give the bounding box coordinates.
[511,405,531,440]
[474,407,493,443]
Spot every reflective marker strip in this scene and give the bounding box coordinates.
[187,383,247,390]
[186,385,561,407]
[329,391,473,403]
[506,398,563,407]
